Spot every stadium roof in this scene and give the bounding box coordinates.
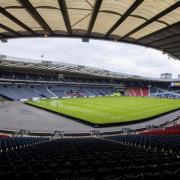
[0,55,179,82]
[0,0,180,60]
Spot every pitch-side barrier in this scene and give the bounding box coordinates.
[0,116,179,138]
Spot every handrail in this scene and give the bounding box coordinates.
[0,116,179,138]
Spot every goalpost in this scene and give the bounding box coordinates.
[56,101,63,109]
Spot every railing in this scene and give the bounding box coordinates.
[0,116,179,139]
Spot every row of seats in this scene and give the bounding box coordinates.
[0,71,57,81]
[140,124,180,135]
[0,137,49,152]
[126,88,149,97]
[106,135,180,153]
[150,87,180,99]
[0,134,10,138]
[142,129,180,135]
[142,125,180,135]
[0,83,115,100]
[166,124,180,129]
[0,137,179,179]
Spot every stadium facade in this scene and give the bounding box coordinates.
[0,55,180,101]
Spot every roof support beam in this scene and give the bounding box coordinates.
[121,1,180,40]
[0,7,36,35]
[157,40,180,48]
[168,49,180,53]
[137,21,180,43]
[149,33,180,46]
[163,45,180,51]
[105,0,144,37]
[86,0,103,35]
[19,0,54,34]
[168,52,180,58]
[172,52,180,56]
[0,23,20,35]
[58,0,72,34]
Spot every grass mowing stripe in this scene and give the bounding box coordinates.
[26,97,180,125]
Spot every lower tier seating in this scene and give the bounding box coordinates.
[126,88,149,97]
[106,135,180,153]
[0,137,179,179]
[0,134,10,138]
[0,137,49,152]
[142,125,180,135]
[149,87,180,99]
[0,83,115,101]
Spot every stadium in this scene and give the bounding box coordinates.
[0,0,180,179]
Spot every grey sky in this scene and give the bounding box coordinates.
[0,38,179,78]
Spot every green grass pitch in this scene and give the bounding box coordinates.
[26,97,180,125]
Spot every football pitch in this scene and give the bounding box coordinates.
[26,97,180,125]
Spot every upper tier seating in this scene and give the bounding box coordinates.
[0,137,179,179]
[0,71,13,79]
[14,73,28,80]
[0,71,116,84]
[28,74,41,81]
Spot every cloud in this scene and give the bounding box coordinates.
[0,38,179,78]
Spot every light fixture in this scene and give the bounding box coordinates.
[82,37,89,42]
[44,32,48,38]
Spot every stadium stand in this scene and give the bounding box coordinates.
[0,58,179,100]
[22,85,42,99]
[0,69,179,100]
[0,137,49,152]
[106,135,180,153]
[0,70,119,101]
[0,134,10,138]
[141,124,180,135]
[131,87,180,99]
[149,87,180,99]
[142,129,180,135]
[0,137,179,179]
[0,83,118,100]
[0,84,19,101]
[0,71,13,79]
[0,0,180,179]
[34,85,56,98]
[6,84,32,100]
[126,88,149,97]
